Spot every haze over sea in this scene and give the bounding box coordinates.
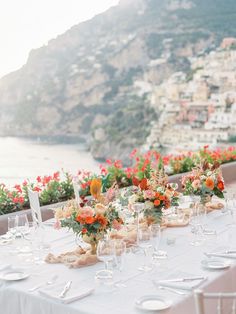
[0,137,99,187]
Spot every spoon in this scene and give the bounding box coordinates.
[29,274,58,292]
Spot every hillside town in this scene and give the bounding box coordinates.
[142,38,236,152]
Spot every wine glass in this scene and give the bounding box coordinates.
[96,237,115,282]
[112,239,126,287]
[189,196,205,246]
[133,203,144,245]
[150,224,162,261]
[16,214,29,237]
[8,216,17,239]
[138,227,153,272]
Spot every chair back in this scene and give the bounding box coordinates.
[28,189,42,225]
[194,290,236,314]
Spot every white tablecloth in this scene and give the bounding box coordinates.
[0,209,236,314]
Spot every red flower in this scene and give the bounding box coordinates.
[139,178,148,190]
[217,181,224,191]
[33,186,42,192]
[22,180,28,186]
[12,197,19,203]
[106,159,112,165]
[18,197,25,204]
[36,176,41,183]
[14,185,22,193]
[53,171,60,181]
[81,228,87,234]
[132,177,140,187]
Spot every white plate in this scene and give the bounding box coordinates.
[201,259,231,270]
[135,295,172,311]
[0,270,30,281]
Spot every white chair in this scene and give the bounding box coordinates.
[28,189,42,226]
[72,181,81,204]
[194,289,236,314]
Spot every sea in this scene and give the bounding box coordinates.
[0,137,99,187]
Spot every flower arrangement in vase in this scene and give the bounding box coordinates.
[129,167,179,225]
[54,178,123,254]
[181,160,225,204]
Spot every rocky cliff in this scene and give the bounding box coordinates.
[0,0,236,161]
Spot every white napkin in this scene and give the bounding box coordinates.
[38,281,94,304]
[157,271,207,291]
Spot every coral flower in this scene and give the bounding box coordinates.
[217,181,224,191]
[154,199,161,207]
[205,177,214,190]
[139,178,148,190]
[90,178,102,199]
[85,216,95,224]
[159,195,165,201]
[96,215,107,227]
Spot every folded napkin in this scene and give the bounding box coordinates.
[157,272,207,291]
[39,281,94,304]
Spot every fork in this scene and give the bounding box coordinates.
[29,274,58,292]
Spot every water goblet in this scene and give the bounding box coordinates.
[96,237,115,282]
[133,202,144,246]
[8,216,17,239]
[16,214,29,237]
[112,239,126,287]
[138,226,153,272]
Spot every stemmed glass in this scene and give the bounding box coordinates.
[133,203,144,246]
[96,236,115,281]
[112,239,126,287]
[8,216,18,239]
[189,196,205,246]
[138,227,153,272]
[16,214,29,237]
[150,224,162,262]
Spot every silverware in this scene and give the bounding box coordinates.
[59,280,72,298]
[159,276,205,283]
[158,285,188,295]
[29,275,58,292]
[205,252,236,259]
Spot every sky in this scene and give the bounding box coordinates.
[0,0,119,79]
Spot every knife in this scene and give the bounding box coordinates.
[159,276,205,283]
[59,281,72,298]
[205,252,236,259]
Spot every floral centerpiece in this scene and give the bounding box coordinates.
[129,167,179,225]
[54,178,124,254]
[181,160,225,204]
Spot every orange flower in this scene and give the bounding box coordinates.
[90,178,102,199]
[159,195,165,201]
[154,199,161,206]
[85,216,95,224]
[205,177,214,190]
[155,192,160,198]
[95,215,108,227]
[139,178,148,190]
[76,215,84,223]
[217,181,224,191]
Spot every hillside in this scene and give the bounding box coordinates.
[0,0,236,162]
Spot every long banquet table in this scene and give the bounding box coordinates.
[1,207,236,314]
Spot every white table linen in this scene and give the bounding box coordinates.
[0,209,236,314]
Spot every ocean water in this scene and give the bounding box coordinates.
[0,137,99,187]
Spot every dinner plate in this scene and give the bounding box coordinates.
[135,295,172,311]
[201,259,231,270]
[0,270,30,281]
